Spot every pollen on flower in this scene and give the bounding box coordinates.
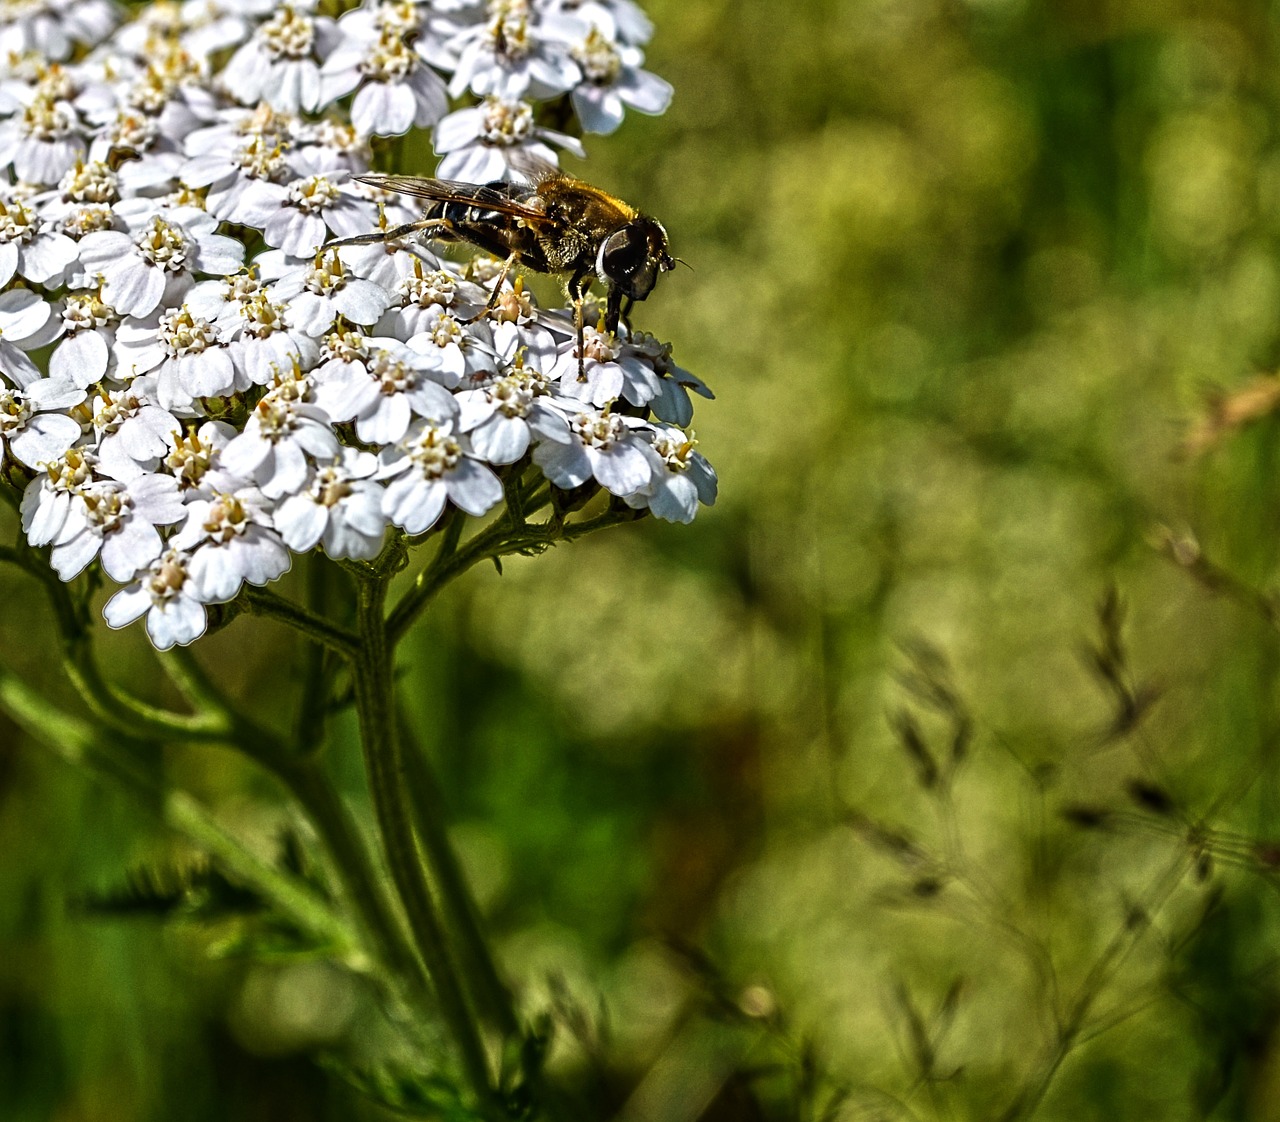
[20,94,76,141]
[103,111,160,155]
[653,429,696,471]
[94,387,144,435]
[288,174,342,213]
[492,275,535,323]
[127,53,200,113]
[160,306,218,355]
[306,252,349,296]
[234,136,286,179]
[429,314,464,349]
[402,265,458,309]
[32,62,76,102]
[253,394,301,440]
[490,374,535,418]
[315,465,352,507]
[407,425,462,477]
[63,290,116,331]
[488,8,532,61]
[322,325,369,363]
[61,204,115,237]
[571,410,625,448]
[240,292,287,338]
[375,0,419,35]
[573,28,622,86]
[480,97,534,145]
[164,429,215,488]
[44,447,97,491]
[82,486,129,532]
[0,388,32,432]
[146,550,189,602]
[267,360,311,401]
[259,6,316,61]
[580,324,621,364]
[368,349,415,396]
[360,31,416,83]
[224,268,262,305]
[136,217,191,269]
[0,199,37,243]
[202,492,249,540]
[59,159,119,203]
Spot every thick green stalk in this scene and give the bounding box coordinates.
[352,565,501,1116]
[398,712,521,1040]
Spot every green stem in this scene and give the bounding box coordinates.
[0,668,357,955]
[158,645,436,1022]
[388,505,638,643]
[352,557,500,1115]
[398,709,521,1040]
[243,585,360,659]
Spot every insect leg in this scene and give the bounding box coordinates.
[460,252,518,325]
[575,292,585,380]
[604,286,625,336]
[322,218,450,250]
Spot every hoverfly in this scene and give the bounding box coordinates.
[330,159,676,365]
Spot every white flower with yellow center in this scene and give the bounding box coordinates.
[78,206,245,317]
[550,322,661,407]
[266,248,391,335]
[455,355,572,464]
[443,0,582,101]
[569,25,669,135]
[402,307,495,386]
[20,444,98,548]
[223,290,320,387]
[0,194,76,284]
[49,288,117,386]
[320,17,447,138]
[313,335,456,445]
[103,547,208,650]
[0,374,82,468]
[624,424,716,523]
[261,167,374,255]
[220,5,340,114]
[181,133,291,225]
[532,405,653,496]
[219,384,339,498]
[274,446,388,560]
[0,90,86,183]
[377,417,503,535]
[434,94,583,182]
[114,303,234,412]
[90,379,181,482]
[170,485,291,603]
[49,472,186,582]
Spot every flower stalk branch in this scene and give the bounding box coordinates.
[352,547,501,1115]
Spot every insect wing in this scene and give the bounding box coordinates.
[354,174,550,223]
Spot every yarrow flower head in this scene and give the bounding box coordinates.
[0,0,715,650]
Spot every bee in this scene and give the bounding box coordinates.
[330,160,677,365]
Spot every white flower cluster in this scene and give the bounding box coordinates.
[0,0,714,650]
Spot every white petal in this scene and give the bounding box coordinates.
[104,584,152,628]
[533,438,592,488]
[146,595,207,650]
[589,441,652,496]
[445,458,504,515]
[275,494,328,552]
[51,331,109,387]
[470,414,529,464]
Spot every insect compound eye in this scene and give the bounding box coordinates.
[599,222,660,299]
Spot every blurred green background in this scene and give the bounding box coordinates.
[11,0,1280,1118]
